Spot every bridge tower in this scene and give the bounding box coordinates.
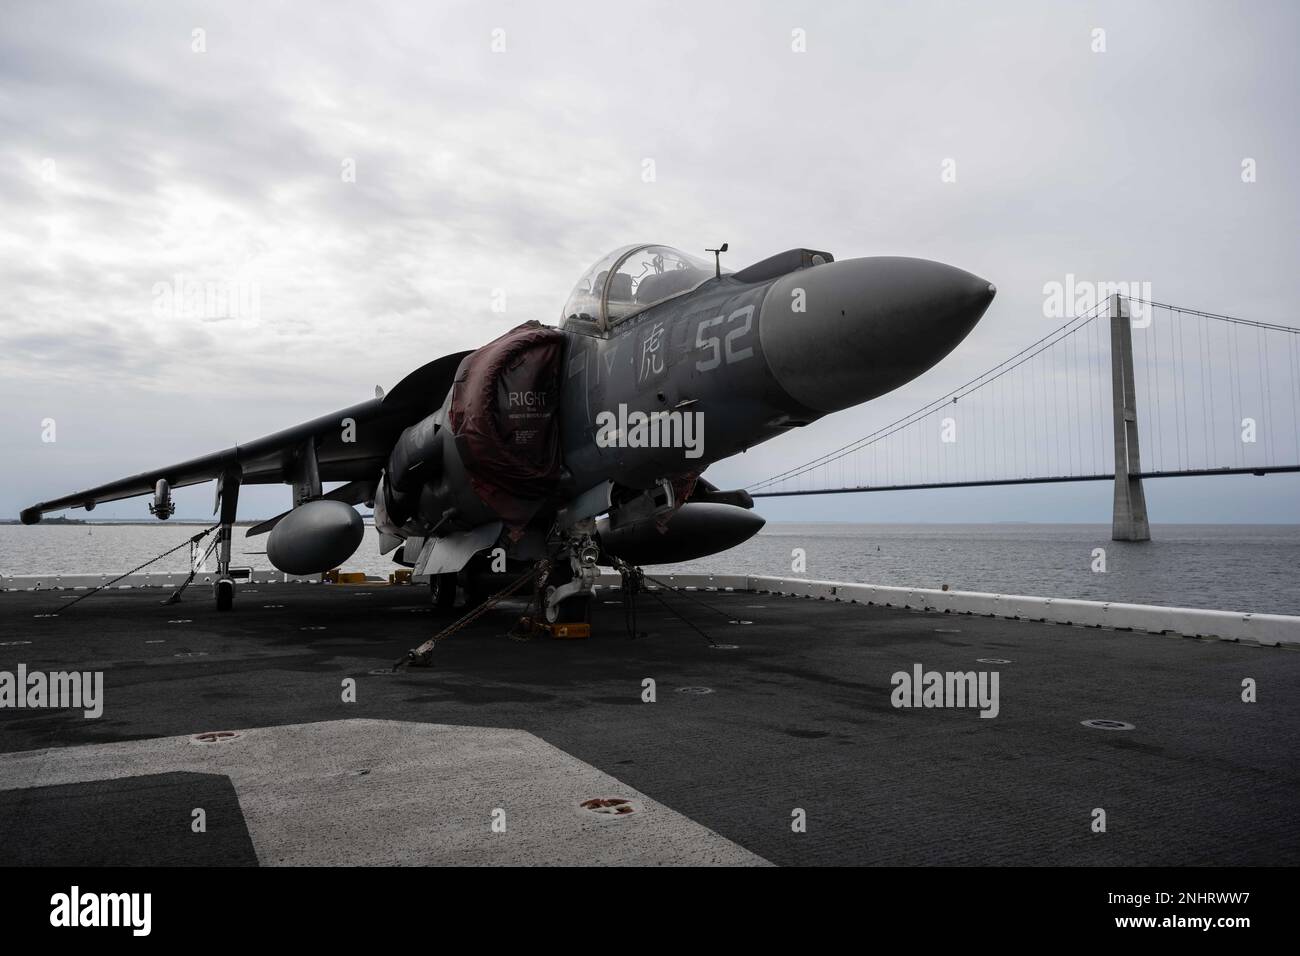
[1109,294,1151,541]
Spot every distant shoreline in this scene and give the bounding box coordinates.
[3,518,1298,528]
[0,518,375,527]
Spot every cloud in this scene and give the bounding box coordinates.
[1,0,1297,523]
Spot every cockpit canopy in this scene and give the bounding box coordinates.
[562,244,720,331]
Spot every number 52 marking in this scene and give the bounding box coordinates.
[695,306,754,372]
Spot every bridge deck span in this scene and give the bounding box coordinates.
[751,464,1300,497]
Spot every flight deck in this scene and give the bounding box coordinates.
[1,579,1297,866]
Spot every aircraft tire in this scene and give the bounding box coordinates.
[215,578,234,612]
[429,572,457,609]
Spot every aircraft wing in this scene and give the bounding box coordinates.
[19,350,472,524]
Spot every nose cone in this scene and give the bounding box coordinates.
[759,256,995,414]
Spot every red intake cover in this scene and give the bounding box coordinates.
[448,321,566,535]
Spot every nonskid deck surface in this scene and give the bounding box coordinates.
[0,582,1296,866]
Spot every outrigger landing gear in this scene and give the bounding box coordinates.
[213,466,241,612]
[544,523,599,625]
[215,577,235,612]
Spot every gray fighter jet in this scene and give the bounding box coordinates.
[21,244,995,620]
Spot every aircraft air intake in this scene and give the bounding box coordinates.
[446,321,566,536]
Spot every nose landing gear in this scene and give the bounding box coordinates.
[543,526,599,625]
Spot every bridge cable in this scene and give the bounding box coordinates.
[748,301,1109,490]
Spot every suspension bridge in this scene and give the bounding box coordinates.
[746,294,1300,540]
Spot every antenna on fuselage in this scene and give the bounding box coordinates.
[705,242,728,278]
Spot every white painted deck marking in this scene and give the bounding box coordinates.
[0,719,768,866]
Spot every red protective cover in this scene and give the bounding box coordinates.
[448,321,566,534]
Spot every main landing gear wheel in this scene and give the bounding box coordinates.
[429,572,457,610]
[215,577,235,612]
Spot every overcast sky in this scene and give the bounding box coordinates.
[2,0,1297,523]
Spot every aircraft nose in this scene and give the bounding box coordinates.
[759,256,995,414]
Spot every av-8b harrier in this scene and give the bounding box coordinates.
[21,244,996,621]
